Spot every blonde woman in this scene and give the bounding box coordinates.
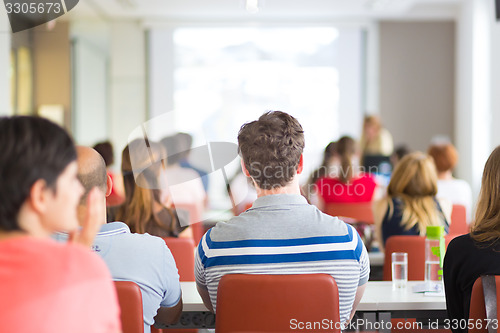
[444,146,500,328]
[373,152,451,249]
[113,139,183,237]
[360,115,394,156]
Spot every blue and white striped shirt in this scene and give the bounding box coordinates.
[195,194,370,324]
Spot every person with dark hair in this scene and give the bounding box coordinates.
[70,146,182,333]
[390,144,411,168]
[315,136,377,206]
[427,142,472,223]
[176,132,210,191]
[444,146,500,332]
[93,140,125,207]
[0,116,121,333]
[195,111,369,326]
[159,134,206,215]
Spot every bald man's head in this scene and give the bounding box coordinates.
[76,146,108,205]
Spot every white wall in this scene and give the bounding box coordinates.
[0,8,11,116]
[109,21,147,167]
[455,0,492,199]
[71,21,110,145]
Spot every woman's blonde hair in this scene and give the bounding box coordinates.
[471,146,500,244]
[386,151,442,234]
[116,139,176,234]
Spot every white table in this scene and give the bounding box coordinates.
[180,281,446,312]
[157,281,447,330]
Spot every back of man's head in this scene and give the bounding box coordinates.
[0,116,76,232]
[76,146,108,205]
[238,111,305,190]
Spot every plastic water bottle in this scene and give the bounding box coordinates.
[425,226,445,291]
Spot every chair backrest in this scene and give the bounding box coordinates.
[383,235,426,281]
[174,202,204,246]
[450,204,469,235]
[216,274,341,333]
[469,275,500,333]
[324,202,374,224]
[114,281,144,333]
[162,237,195,281]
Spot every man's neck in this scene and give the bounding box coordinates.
[438,170,453,180]
[254,177,302,198]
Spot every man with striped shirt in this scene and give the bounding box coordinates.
[195,111,369,325]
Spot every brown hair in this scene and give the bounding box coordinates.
[427,143,458,173]
[336,136,356,183]
[116,139,176,234]
[471,146,500,244]
[238,111,305,190]
[385,151,442,234]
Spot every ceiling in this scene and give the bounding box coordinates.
[68,0,460,22]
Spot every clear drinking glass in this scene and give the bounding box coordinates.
[392,252,408,289]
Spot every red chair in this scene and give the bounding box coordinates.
[323,202,374,224]
[162,237,195,282]
[114,281,144,333]
[175,202,204,246]
[383,235,426,281]
[216,274,340,333]
[449,204,469,235]
[469,275,500,333]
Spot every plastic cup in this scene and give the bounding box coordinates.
[392,252,408,289]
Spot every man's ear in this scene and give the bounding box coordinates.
[105,174,113,197]
[241,159,251,177]
[297,155,304,174]
[29,179,49,214]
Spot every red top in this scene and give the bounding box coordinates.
[0,237,121,333]
[315,174,377,203]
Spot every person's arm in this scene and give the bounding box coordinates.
[154,298,183,325]
[196,282,214,313]
[349,283,367,322]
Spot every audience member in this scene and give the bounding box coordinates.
[195,111,369,325]
[373,152,451,249]
[428,142,473,223]
[0,116,121,333]
[175,132,210,192]
[302,141,339,204]
[315,136,377,207]
[360,115,394,156]
[111,139,184,237]
[444,146,500,333]
[93,140,125,207]
[160,134,206,214]
[390,144,411,168]
[74,146,182,333]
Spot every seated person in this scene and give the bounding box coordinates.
[110,139,185,237]
[71,146,182,333]
[428,142,473,223]
[0,116,120,333]
[315,136,377,207]
[195,111,369,326]
[444,146,500,332]
[93,140,125,207]
[373,152,451,249]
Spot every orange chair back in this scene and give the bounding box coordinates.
[450,204,469,235]
[174,202,204,246]
[162,237,195,281]
[469,276,500,333]
[216,274,341,333]
[383,236,426,281]
[324,202,374,224]
[114,281,144,333]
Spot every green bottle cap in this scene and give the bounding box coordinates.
[426,226,444,239]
